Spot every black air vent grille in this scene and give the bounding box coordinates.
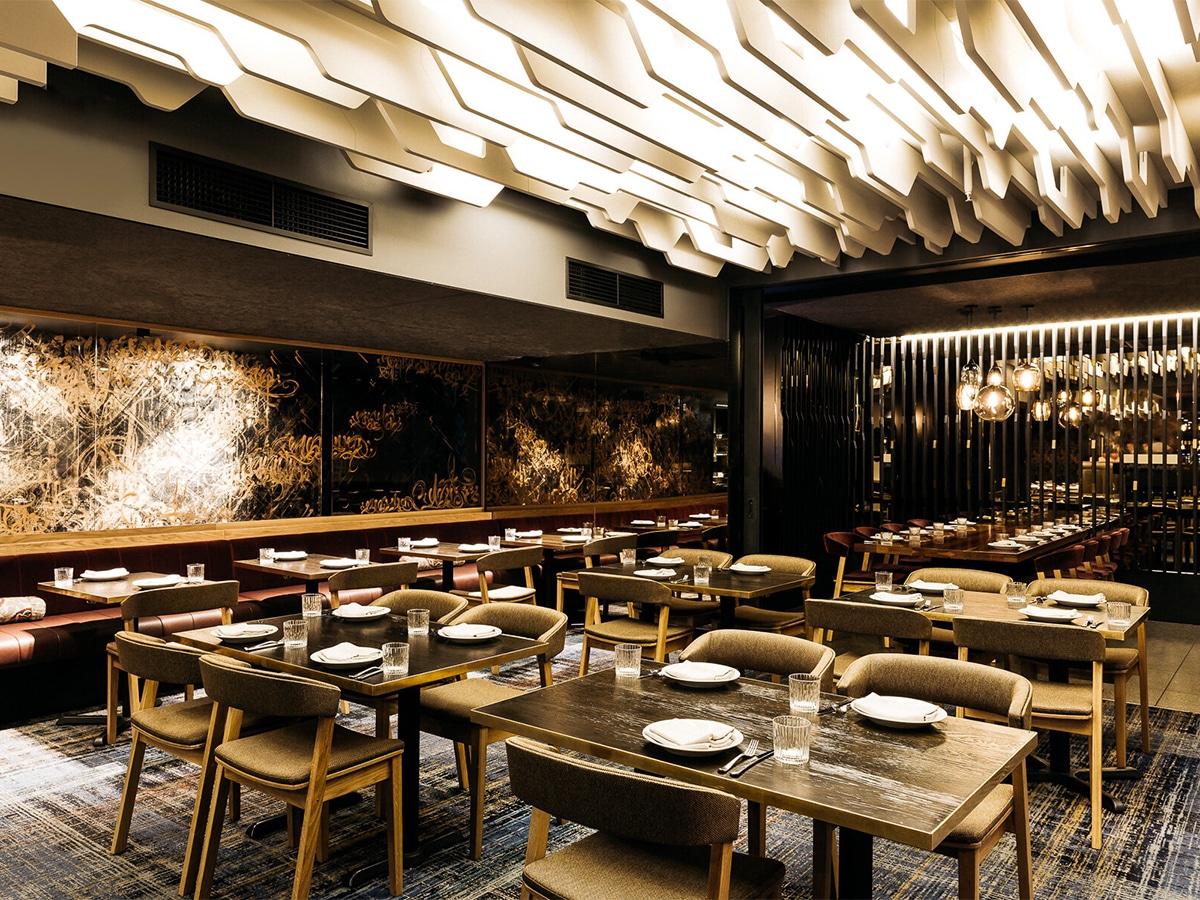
[566,259,663,317]
[152,144,370,252]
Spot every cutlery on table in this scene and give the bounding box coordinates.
[351,665,382,679]
[820,698,854,715]
[717,738,758,774]
[246,640,283,651]
[728,749,773,778]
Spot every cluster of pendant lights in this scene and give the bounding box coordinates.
[955,306,1045,422]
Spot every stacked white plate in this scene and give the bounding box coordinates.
[660,661,740,688]
[332,603,389,620]
[439,623,502,642]
[850,693,947,728]
[1046,590,1105,608]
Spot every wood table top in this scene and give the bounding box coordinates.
[589,563,813,600]
[234,554,379,581]
[38,571,186,606]
[852,522,1096,565]
[473,665,1036,851]
[378,542,492,564]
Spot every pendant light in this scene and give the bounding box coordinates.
[1031,397,1054,421]
[975,362,1016,421]
[1012,305,1042,392]
[956,305,981,411]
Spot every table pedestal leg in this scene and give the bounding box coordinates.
[838,827,873,899]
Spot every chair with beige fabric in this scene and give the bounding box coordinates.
[1026,577,1151,766]
[576,571,700,675]
[904,568,1013,645]
[327,560,419,608]
[104,580,241,746]
[505,736,787,900]
[417,603,568,859]
[660,546,734,568]
[370,587,468,623]
[837,653,1034,899]
[728,554,815,636]
[555,533,638,613]
[952,616,1107,849]
[804,598,932,684]
[193,654,406,899]
[454,546,543,605]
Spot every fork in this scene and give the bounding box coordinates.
[718,738,758,774]
[351,665,383,679]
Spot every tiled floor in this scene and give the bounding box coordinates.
[1144,619,1200,712]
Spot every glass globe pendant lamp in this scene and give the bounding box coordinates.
[1031,397,1054,421]
[1059,401,1084,427]
[956,359,982,411]
[1012,359,1042,392]
[974,363,1016,421]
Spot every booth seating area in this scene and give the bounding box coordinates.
[0,500,723,722]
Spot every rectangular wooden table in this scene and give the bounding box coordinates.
[473,665,1036,898]
[378,542,490,591]
[234,553,374,594]
[852,523,1094,567]
[177,612,547,864]
[38,570,182,605]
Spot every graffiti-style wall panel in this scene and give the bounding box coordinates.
[0,323,321,532]
[486,367,717,505]
[332,353,482,513]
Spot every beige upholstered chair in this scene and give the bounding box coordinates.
[504,736,787,900]
[953,617,1108,849]
[838,653,1034,899]
[576,571,705,675]
[454,546,543,605]
[805,598,932,683]
[327,560,418,608]
[104,580,241,745]
[904,567,1013,645]
[661,546,734,568]
[193,654,406,899]
[729,554,815,636]
[370,587,468,623]
[555,533,638,612]
[418,603,568,859]
[1026,577,1151,766]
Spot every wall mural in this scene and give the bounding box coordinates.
[486,367,717,506]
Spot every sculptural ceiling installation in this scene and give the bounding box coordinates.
[3,0,1200,279]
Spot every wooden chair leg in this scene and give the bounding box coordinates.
[578,637,592,676]
[195,774,232,898]
[386,756,403,896]
[110,732,147,854]
[455,741,470,792]
[1013,767,1033,900]
[469,728,489,859]
[956,850,982,900]
[293,793,324,900]
[105,656,122,745]
[1113,672,1129,769]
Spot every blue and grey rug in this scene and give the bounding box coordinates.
[0,629,1196,899]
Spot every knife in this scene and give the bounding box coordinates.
[728,749,772,778]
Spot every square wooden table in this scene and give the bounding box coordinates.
[178,612,546,865]
[234,553,375,594]
[473,665,1035,898]
[378,542,491,591]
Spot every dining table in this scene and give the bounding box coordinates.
[851,522,1100,568]
[378,541,491,592]
[234,552,375,594]
[473,663,1036,899]
[176,611,548,869]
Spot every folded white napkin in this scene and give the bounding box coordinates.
[516,530,543,538]
[558,527,582,533]
[871,591,916,602]
[441,623,497,638]
[647,556,684,565]
[272,550,307,560]
[677,521,702,528]
[666,661,736,681]
[909,580,957,591]
[336,602,379,617]
[216,623,273,637]
[855,692,941,723]
[322,557,361,568]
[1047,590,1105,604]
[631,519,655,525]
[135,575,182,588]
[562,535,590,543]
[644,718,735,749]
[81,568,129,580]
[988,540,1021,548]
[410,537,439,547]
[320,642,374,661]
[458,543,491,552]
[730,563,770,574]
[635,569,675,578]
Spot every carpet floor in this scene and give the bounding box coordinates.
[0,628,1197,899]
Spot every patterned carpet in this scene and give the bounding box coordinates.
[0,628,1197,899]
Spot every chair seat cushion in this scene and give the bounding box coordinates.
[733,606,803,629]
[1031,680,1094,716]
[1103,647,1139,673]
[941,785,1013,847]
[132,698,215,748]
[523,832,786,900]
[470,584,536,601]
[217,721,404,786]
[666,598,720,616]
[420,677,522,721]
[585,619,691,644]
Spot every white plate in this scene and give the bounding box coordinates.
[907,580,955,594]
[133,575,182,589]
[661,662,740,688]
[1019,605,1081,622]
[311,646,382,668]
[642,720,743,756]
[987,541,1022,549]
[457,544,491,553]
[213,623,278,643]
[515,530,543,538]
[634,569,676,579]
[332,604,389,620]
[1047,591,1105,608]
[689,513,712,519]
[561,535,590,543]
[870,591,923,606]
[1013,535,1043,544]
[272,550,308,560]
[850,695,947,729]
[646,556,684,566]
[729,563,771,575]
[557,527,582,533]
[409,537,439,547]
[321,557,362,569]
[439,623,502,642]
[79,568,130,582]
[630,520,656,526]
[676,522,702,529]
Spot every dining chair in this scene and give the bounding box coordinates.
[454,545,543,605]
[727,554,814,636]
[635,528,680,558]
[904,567,1013,646]
[370,586,468,623]
[193,654,406,899]
[555,533,637,613]
[417,603,568,859]
[804,598,932,684]
[1033,543,1085,579]
[699,522,728,552]
[837,653,1034,899]
[1026,577,1151,766]
[822,532,877,597]
[327,560,419,608]
[504,736,787,900]
[576,571,699,675]
[104,580,241,746]
[952,616,1108,849]
[661,546,734,568]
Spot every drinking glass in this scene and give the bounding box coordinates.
[875,571,893,592]
[788,672,820,715]
[1005,581,1027,608]
[773,715,812,765]
[1107,601,1131,626]
[655,515,666,527]
[504,528,517,541]
[54,567,73,588]
[259,547,275,564]
[301,592,324,617]
[355,548,370,563]
[282,618,308,649]
[487,535,501,550]
[619,548,637,566]
[710,508,720,518]
[186,563,204,584]
[614,643,641,678]
[407,608,430,635]
[382,642,410,678]
[397,537,411,552]
[880,531,894,547]
[943,587,965,613]
[932,522,945,533]
[693,554,712,586]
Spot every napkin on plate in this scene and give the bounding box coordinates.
[630,519,656,526]
[647,556,684,566]
[909,580,957,592]
[854,692,942,723]
[216,623,272,637]
[730,563,771,574]
[1047,590,1105,604]
[410,537,439,547]
[988,540,1021,548]
[870,591,916,602]
[667,661,737,681]
[272,550,307,560]
[516,530,543,538]
[321,557,361,569]
[320,642,375,661]
[81,568,129,580]
[644,718,735,749]
[336,602,380,617]
[135,575,182,588]
[441,623,497,639]
[458,543,491,552]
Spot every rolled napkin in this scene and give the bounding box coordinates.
[457,543,491,552]
[516,530,543,538]
[440,623,498,639]
[644,718,735,749]
[666,661,737,681]
[320,642,376,661]
[1047,590,1106,604]
[908,580,957,592]
[854,692,942,723]
[80,568,129,580]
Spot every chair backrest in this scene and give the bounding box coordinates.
[680,630,835,691]
[805,599,933,643]
[475,546,544,583]
[114,631,206,686]
[838,653,1032,728]
[905,567,1011,593]
[1033,544,1085,578]
[451,603,569,663]
[577,571,672,608]
[952,617,1107,664]
[698,523,727,549]
[907,519,934,528]
[121,580,240,625]
[662,547,734,567]
[505,736,740,846]
[822,531,855,558]
[735,554,816,577]
[199,654,341,719]
[635,529,679,550]
[581,534,637,566]
[328,561,419,605]
[1025,578,1148,607]
[372,587,469,622]
[852,526,877,539]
